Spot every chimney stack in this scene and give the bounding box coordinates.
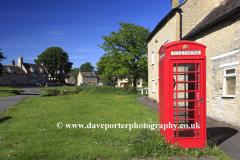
[18,57,23,69]
[11,59,15,65]
[171,0,179,8]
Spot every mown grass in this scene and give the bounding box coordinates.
[0,87,25,98]
[0,87,232,160]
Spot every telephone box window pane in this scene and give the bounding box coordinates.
[226,69,235,74]
[178,129,199,138]
[177,92,195,100]
[174,102,177,110]
[177,82,195,91]
[226,77,236,95]
[173,64,176,72]
[197,73,199,81]
[177,101,197,110]
[177,111,197,120]
[177,63,195,72]
[178,101,188,110]
[197,63,199,71]
[177,73,196,81]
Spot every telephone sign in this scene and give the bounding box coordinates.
[158,40,206,148]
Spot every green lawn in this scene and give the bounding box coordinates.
[0,88,232,159]
[0,87,25,98]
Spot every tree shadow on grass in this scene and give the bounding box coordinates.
[207,127,238,146]
[0,116,12,123]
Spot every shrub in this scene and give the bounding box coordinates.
[75,86,138,95]
[142,81,148,88]
[47,89,61,96]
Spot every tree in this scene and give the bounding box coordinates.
[70,68,80,84]
[97,22,150,87]
[34,47,73,83]
[0,49,7,76]
[80,62,94,72]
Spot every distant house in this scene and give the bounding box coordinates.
[0,57,49,86]
[77,70,97,85]
[65,73,76,85]
[116,77,146,88]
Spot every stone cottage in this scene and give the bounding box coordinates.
[148,0,240,127]
[77,70,98,85]
[1,57,49,86]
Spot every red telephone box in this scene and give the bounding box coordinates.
[158,40,206,148]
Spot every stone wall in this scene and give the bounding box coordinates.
[148,11,180,102]
[189,11,240,128]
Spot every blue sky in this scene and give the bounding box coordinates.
[0,0,184,69]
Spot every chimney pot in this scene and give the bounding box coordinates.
[171,0,179,8]
[11,59,15,65]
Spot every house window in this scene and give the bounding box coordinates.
[70,77,73,79]
[20,74,24,78]
[32,69,35,73]
[220,61,239,98]
[223,68,236,97]
[152,50,154,65]
[21,80,24,84]
[10,70,14,73]
[15,79,17,83]
[93,78,95,80]
[152,79,155,93]
[42,74,46,78]
[42,69,44,73]
[32,74,36,78]
[3,69,5,73]
[85,78,87,80]
[89,78,91,80]
[42,80,45,84]
[1,78,6,83]
[137,81,140,85]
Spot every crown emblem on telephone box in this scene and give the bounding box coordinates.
[183,44,189,49]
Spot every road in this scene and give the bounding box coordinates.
[0,87,45,116]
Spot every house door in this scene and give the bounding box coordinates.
[170,60,204,139]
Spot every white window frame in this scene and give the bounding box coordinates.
[151,50,154,65]
[220,61,239,98]
[152,79,155,93]
[163,38,169,44]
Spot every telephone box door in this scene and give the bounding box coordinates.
[170,60,205,147]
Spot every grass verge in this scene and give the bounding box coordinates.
[0,87,25,98]
[0,88,232,159]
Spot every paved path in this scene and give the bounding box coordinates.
[0,87,45,116]
[137,96,240,160]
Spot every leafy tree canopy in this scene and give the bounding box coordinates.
[80,62,95,72]
[34,47,73,82]
[0,49,7,76]
[97,22,150,87]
